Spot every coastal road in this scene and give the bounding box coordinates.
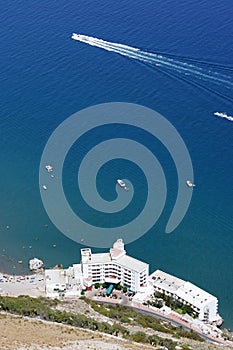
[87,292,226,346]
[130,304,220,344]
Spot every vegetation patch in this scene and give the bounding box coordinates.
[0,295,204,350]
[82,297,204,342]
[153,292,198,318]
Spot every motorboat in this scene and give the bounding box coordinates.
[45,165,53,172]
[186,180,195,188]
[42,185,47,190]
[117,179,126,188]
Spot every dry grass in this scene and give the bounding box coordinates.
[1,313,233,350]
[0,313,154,350]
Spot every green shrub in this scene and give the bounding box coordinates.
[131,331,148,343]
[0,295,205,347]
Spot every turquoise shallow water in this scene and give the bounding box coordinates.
[0,0,233,328]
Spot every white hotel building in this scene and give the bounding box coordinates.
[45,239,222,325]
[148,270,222,324]
[80,239,149,291]
[45,239,148,296]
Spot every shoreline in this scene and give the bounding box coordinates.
[0,268,232,347]
[0,254,30,276]
[0,270,45,298]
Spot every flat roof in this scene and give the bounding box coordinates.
[149,270,184,292]
[117,255,148,272]
[150,270,217,308]
[45,269,67,284]
[177,281,217,308]
[88,253,112,264]
[82,251,148,272]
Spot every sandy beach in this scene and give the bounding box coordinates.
[0,272,45,297]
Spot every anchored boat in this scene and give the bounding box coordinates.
[117,179,126,188]
[186,180,195,188]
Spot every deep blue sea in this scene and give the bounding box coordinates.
[0,0,232,328]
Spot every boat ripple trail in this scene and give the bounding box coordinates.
[39,103,194,248]
[214,112,233,122]
[72,33,233,89]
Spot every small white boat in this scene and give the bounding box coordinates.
[42,185,47,190]
[186,180,195,188]
[45,165,53,172]
[117,179,126,188]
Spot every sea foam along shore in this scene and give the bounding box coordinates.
[0,271,45,297]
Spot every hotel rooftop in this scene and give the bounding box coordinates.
[45,238,222,324]
[149,270,221,323]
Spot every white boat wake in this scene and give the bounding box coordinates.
[214,112,233,122]
[72,33,233,90]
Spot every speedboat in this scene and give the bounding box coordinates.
[117,179,126,188]
[45,165,53,172]
[72,33,83,40]
[42,185,47,190]
[186,180,195,188]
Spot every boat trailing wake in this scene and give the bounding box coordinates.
[214,112,233,122]
[72,33,233,101]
